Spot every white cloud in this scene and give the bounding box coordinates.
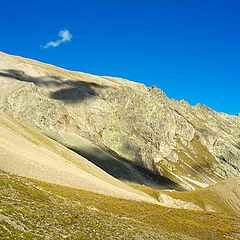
[43,29,72,49]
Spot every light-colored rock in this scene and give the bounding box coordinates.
[158,193,202,211]
[0,112,158,203]
[0,51,239,190]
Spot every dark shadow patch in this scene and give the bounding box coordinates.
[0,69,107,104]
[218,156,238,171]
[234,143,240,150]
[49,85,97,104]
[69,145,183,191]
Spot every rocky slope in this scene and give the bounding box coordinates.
[0,51,239,190]
[0,111,156,203]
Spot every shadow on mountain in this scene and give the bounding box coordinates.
[0,69,107,104]
[1,69,183,191]
[46,130,183,191]
[69,144,183,191]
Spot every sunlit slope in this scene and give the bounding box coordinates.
[0,51,239,190]
[1,171,240,240]
[129,177,240,216]
[0,112,157,203]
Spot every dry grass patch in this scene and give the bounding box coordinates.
[1,171,240,240]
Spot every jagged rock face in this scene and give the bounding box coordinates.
[169,101,240,180]
[0,52,239,190]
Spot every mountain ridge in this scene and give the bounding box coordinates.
[1,51,240,239]
[0,51,239,190]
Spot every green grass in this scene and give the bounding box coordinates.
[127,182,238,216]
[1,170,240,240]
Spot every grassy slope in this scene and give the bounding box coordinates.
[1,171,240,240]
[156,136,223,190]
[128,181,240,216]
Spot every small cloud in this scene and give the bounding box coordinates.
[42,29,72,49]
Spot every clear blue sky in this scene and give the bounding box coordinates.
[1,0,239,115]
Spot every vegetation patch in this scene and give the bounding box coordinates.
[1,170,240,240]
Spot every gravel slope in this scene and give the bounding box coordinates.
[0,112,157,203]
[0,51,239,190]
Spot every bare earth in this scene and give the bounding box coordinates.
[0,112,157,203]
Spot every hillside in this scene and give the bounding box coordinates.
[0,112,156,203]
[0,51,239,190]
[0,51,240,239]
[129,176,240,216]
[1,171,240,240]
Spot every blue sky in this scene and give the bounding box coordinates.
[0,0,239,115]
